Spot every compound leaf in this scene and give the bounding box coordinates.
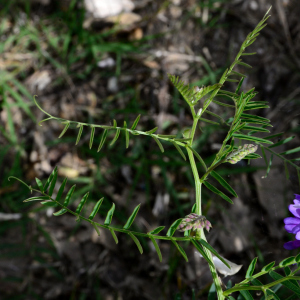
[269,271,300,297]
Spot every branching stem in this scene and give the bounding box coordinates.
[187,109,225,300]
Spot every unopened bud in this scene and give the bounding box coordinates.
[226,144,258,164]
[178,213,212,233]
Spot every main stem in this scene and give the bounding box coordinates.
[187,108,225,300]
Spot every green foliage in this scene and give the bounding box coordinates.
[10,5,300,300]
[224,256,300,300]
[10,172,225,265]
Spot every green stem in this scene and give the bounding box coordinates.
[186,112,224,300]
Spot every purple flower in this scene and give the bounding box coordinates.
[284,194,300,250]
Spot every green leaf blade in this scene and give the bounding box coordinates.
[35,178,44,192]
[109,229,118,244]
[191,239,214,268]
[187,146,207,171]
[210,171,238,197]
[23,196,50,202]
[88,198,104,220]
[166,218,183,237]
[172,141,186,161]
[104,203,115,225]
[110,128,120,146]
[148,226,165,235]
[171,240,188,262]
[53,208,68,216]
[199,239,231,269]
[245,257,257,278]
[131,114,141,130]
[97,129,108,152]
[89,126,95,149]
[269,271,300,297]
[48,170,58,197]
[63,185,76,207]
[261,261,275,272]
[149,236,162,262]
[152,136,164,152]
[58,122,70,138]
[55,178,68,203]
[76,124,83,145]
[203,181,233,204]
[43,167,58,192]
[75,192,89,215]
[123,204,141,230]
[129,233,143,254]
[232,133,273,145]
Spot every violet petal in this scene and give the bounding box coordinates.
[292,224,300,234]
[284,217,300,225]
[284,240,300,250]
[288,204,300,218]
[285,224,298,233]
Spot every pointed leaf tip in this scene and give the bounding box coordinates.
[104,203,115,225]
[129,233,143,254]
[123,204,141,229]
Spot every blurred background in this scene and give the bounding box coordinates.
[1,0,300,299]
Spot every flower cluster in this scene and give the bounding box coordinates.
[178,213,212,232]
[226,144,258,164]
[284,194,300,250]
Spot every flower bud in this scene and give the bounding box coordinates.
[226,144,258,164]
[178,213,212,233]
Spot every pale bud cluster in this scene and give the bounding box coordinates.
[226,144,258,164]
[178,213,212,232]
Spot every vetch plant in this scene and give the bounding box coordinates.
[9,7,300,299]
